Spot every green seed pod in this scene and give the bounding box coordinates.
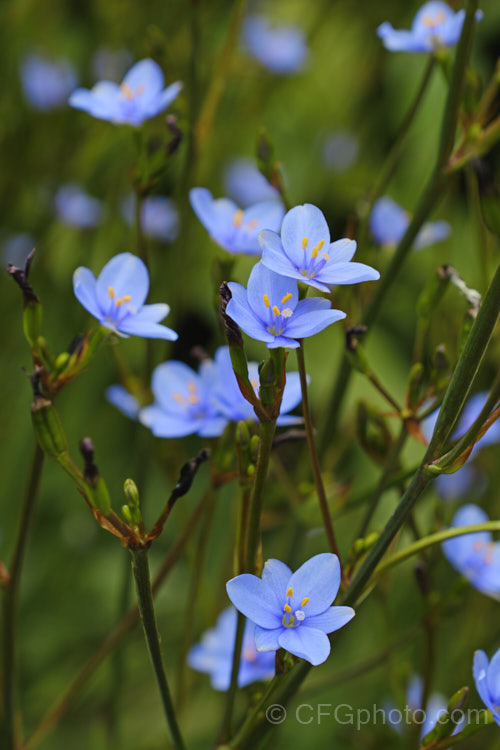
[87,476,111,515]
[31,396,68,459]
[23,302,43,347]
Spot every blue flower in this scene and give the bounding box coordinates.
[188,607,275,690]
[122,195,179,242]
[20,54,77,110]
[224,158,281,208]
[227,262,346,349]
[260,204,379,293]
[242,15,308,74]
[2,233,36,266]
[212,346,304,426]
[189,188,285,256]
[370,197,450,250]
[386,676,463,738]
[442,504,500,599]
[140,359,227,438]
[106,385,140,420]
[377,2,482,54]
[226,554,355,666]
[69,58,182,126]
[54,184,103,228]
[73,252,177,340]
[473,648,500,726]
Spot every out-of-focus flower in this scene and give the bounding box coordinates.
[242,15,308,73]
[140,359,226,438]
[54,184,103,228]
[322,132,359,173]
[105,385,140,420]
[473,648,500,726]
[227,262,345,349]
[212,346,304,426]
[73,252,177,340]
[386,675,463,737]
[121,195,179,242]
[260,204,379,293]
[20,54,77,110]
[442,504,500,599]
[69,59,182,126]
[227,554,355,666]
[91,48,132,82]
[370,197,450,250]
[188,607,275,690]
[377,2,483,54]
[224,158,281,208]
[2,233,35,266]
[190,188,285,256]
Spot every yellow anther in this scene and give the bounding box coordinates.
[172,393,185,404]
[272,305,281,317]
[311,239,325,258]
[281,308,293,318]
[301,597,310,607]
[136,84,145,95]
[251,377,259,390]
[246,219,259,230]
[120,82,135,99]
[422,10,445,27]
[302,237,308,249]
[233,209,244,228]
[281,292,293,305]
[284,603,292,613]
[263,293,271,308]
[188,395,200,405]
[108,286,115,299]
[121,294,132,303]
[115,298,124,307]
[322,252,331,262]
[187,382,197,394]
[286,587,294,598]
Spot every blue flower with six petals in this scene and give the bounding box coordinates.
[473,647,500,726]
[224,158,281,208]
[370,197,450,250]
[73,252,177,340]
[260,203,379,292]
[69,58,182,126]
[226,554,355,666]
[227,262,346,349]
[190,187,285,256]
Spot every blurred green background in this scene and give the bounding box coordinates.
[2,0,500,748]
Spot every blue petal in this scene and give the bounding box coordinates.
[144,80,183,119]
[190,188,240,250]
[473,650,494,712]
[243,15,307,74]
[278,626,331,665]
[226,283,276,343]
[442,504,492,569]
[281,204,330,267]
[377,23,427,53]
[96,253,150,312]
[487,649,500,704]
[415,221,451,250]
[286,307,346,339]
[407,675,423,710]
[286,553,341,616]
[140,405,199,437]
[305,606,355,634]
[266,335,301,349]
[122,59,164,95]
[247,262,298,322]
[73,266,102,320]
[260,230,298,277]
[370,197,409,245]
[262,559,293,604]
[318,261,380,286]
[106,385,140,419]
[328,238,357,263]
[198,416,228,438]
[254,625,282,652]
[226,574,281,629]
[150,361,200,414]
[118,316,178,340]
[279,372,304,415]
[236,201,286,255]
[69,81,122,120]
[225,158,280,207]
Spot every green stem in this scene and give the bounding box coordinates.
[297,343,341,562]
[130,548,185,750]
[2,442,44,750]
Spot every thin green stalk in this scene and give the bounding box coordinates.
[297,343,341,562]
[135,192,149,269]
[2,442,44,750]
[130,547,185,750]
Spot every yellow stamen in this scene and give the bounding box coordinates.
[120,82,134,99]
[115,298,124,307]
[246,219,259,230]
[108,286,115,299]
[172,393,185,404]
[187,382,197,394]
[301,597,310,607]
[233,209,244,228]
[121,294,132,303]
[422,10,446,27]
[302,237,308,249]
[322,252,330,262]
[272,305,281,317]
[284,603,292,613]
[263,293,270,308]
[136,84,145,95]
[281,292,293,304]
[311,239,325,258]
[286,587,294,598]
[188,395,199,405]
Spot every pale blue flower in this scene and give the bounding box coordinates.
[224,158,281,208]
[2,233,35,266]
[370,197,450,250]
[21,54,77,110]
[140,359,226,438]
[323,132,359,173]
[260,204,379,293]
[226,554,355,666]
[473,648,500,726]
[212,346,304,426]
[73,252,177,340]
[377,2,483,54]
[242,15,308,74]
[69,58,182,126]
[442,504,500,599]
[122,195,179,241]
[106,385,140,420]
[190,188,285,256]
[54,184,103,228]
[227,262,346,349]
[188,607,275,690]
